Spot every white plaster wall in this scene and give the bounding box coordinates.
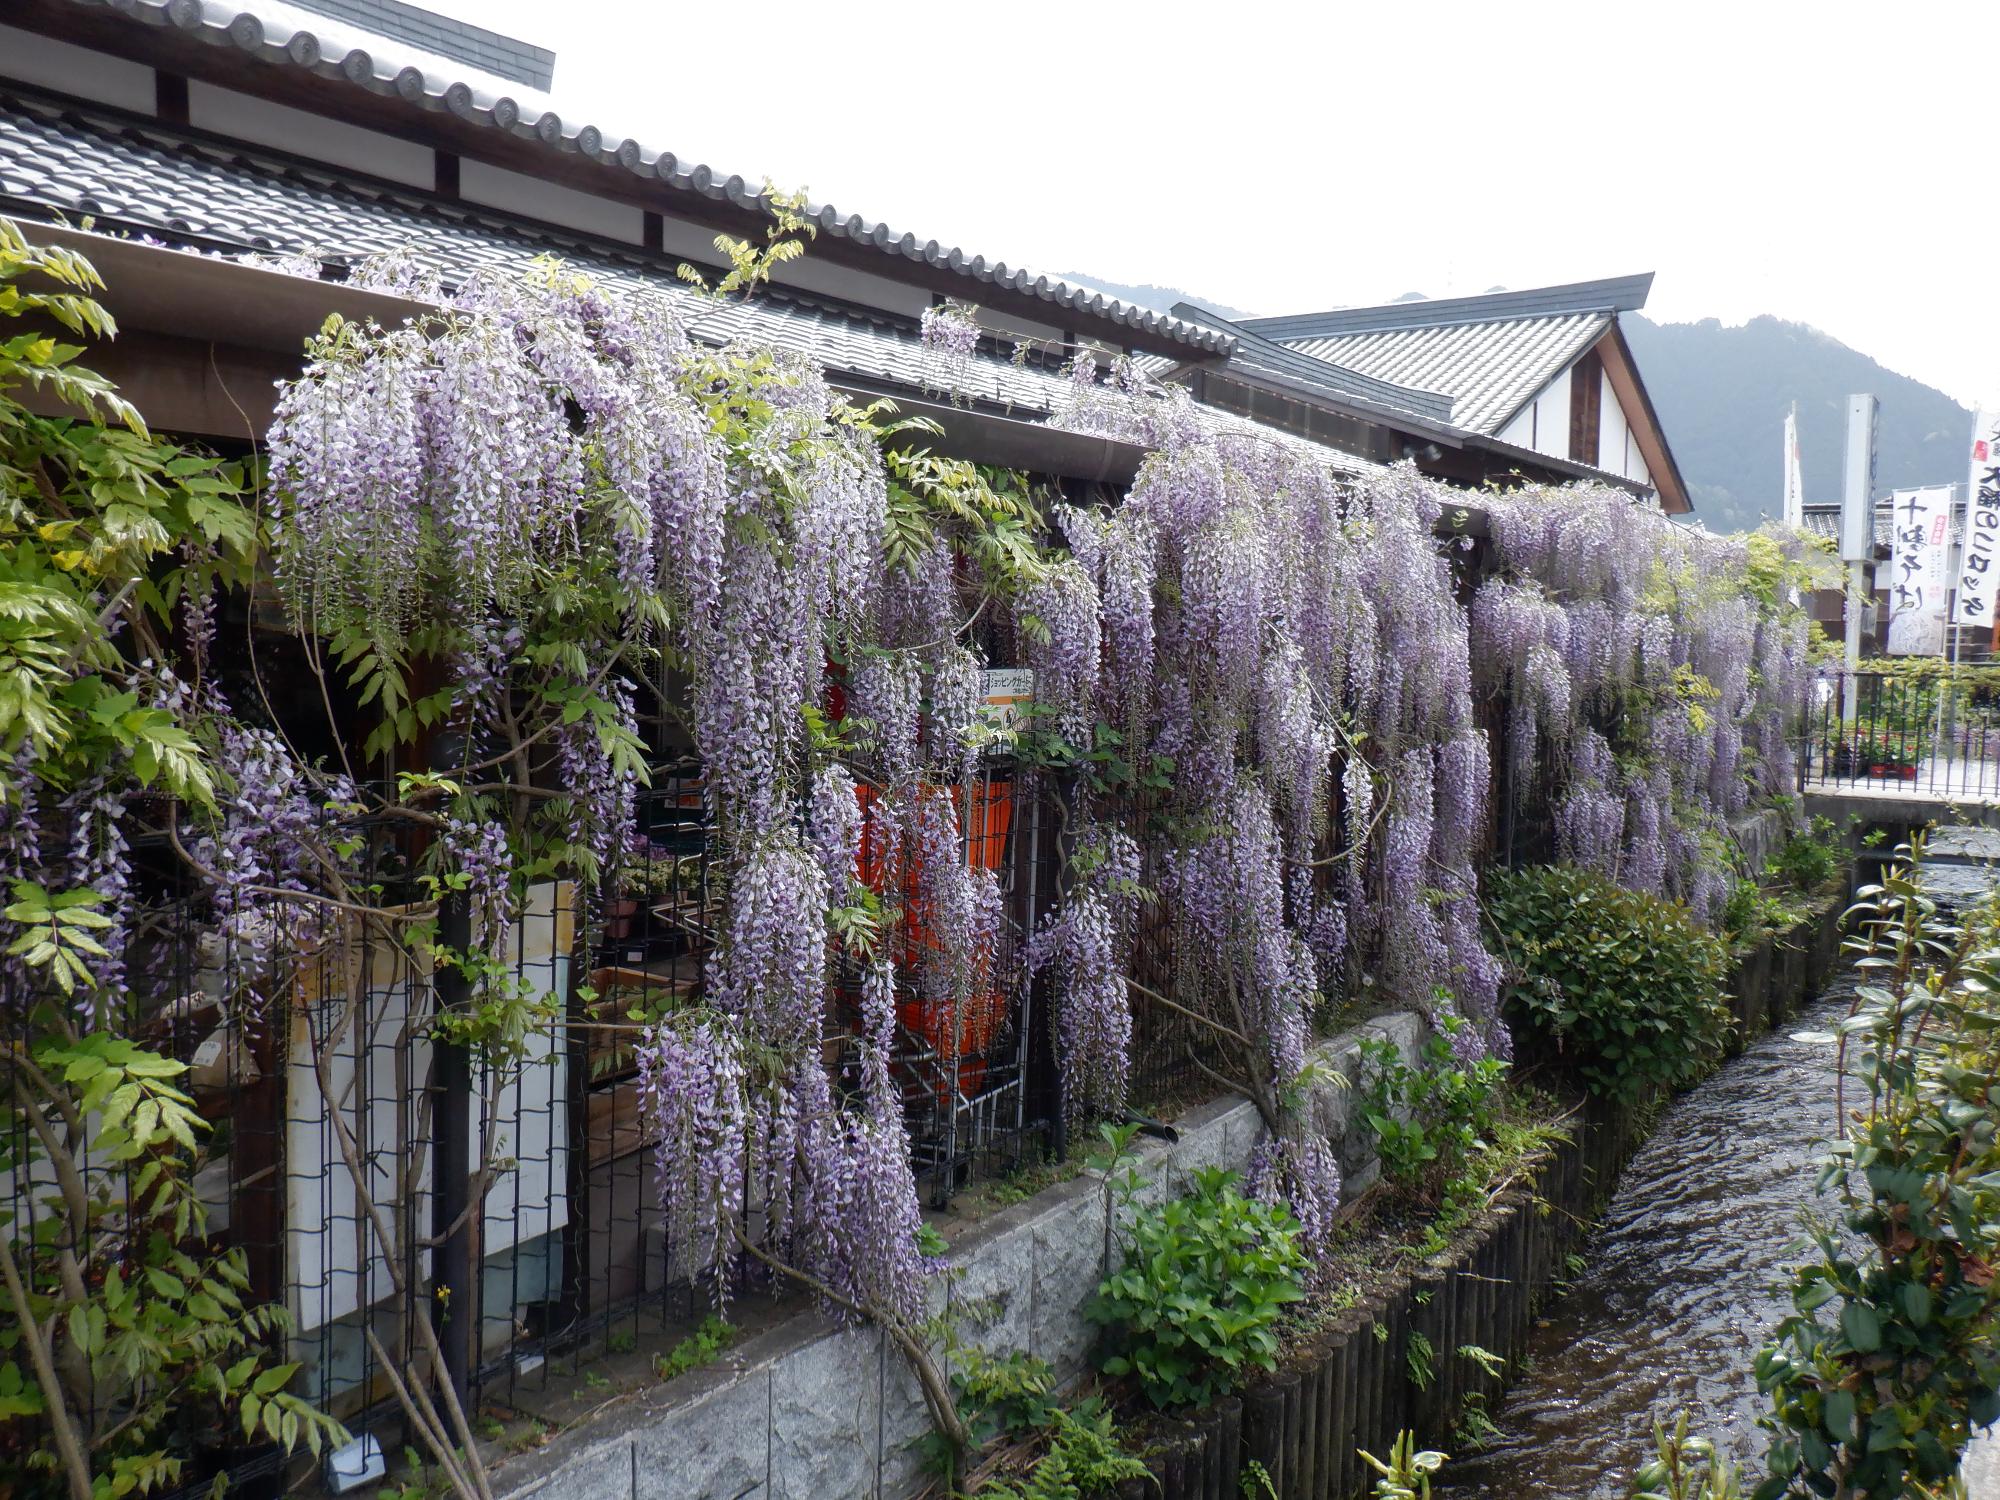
[1596,368,1653,484]
[188,81,434,186]
[771,255,931,318]
[0,24,155,113]
[460,159,646,245]
[1599,368,1629,476]
[1496,404,1535,449]
[1528,366,1572,460]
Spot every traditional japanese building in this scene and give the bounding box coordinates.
[0,0,1694,510]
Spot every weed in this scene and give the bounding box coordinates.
[654,1315,736,1383]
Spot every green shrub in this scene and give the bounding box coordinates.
[1359,1018,1506,1200]
[1720,879,1811,947]
[1086,1166,1307,1408]
[1485,864,1730,1102]
[1766,815,1845,896]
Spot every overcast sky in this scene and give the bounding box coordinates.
[440,0,1997,410]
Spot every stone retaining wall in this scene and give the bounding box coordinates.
[493,1014,1431,1500]
[495,872,1849,1500]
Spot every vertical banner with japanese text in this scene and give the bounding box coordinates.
[1951,409,2000,624]
[1887,485,1953,654]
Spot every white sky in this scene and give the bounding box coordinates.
[440,0,1998,409]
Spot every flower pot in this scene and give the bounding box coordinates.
[1867,763,1889,779]
[1899,765,1918,781]
[604,896,640,940]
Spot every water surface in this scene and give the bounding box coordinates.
[1441,979,1856,1498]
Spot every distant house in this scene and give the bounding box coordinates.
[1172,275,1694,514]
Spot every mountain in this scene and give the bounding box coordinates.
[1053,272,1254,324]
[1051,277,1970,537]
[1622,315,1971,535]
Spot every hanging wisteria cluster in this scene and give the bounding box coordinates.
[1031,367,1513,1252]
[262,256,988,1329]
[189,249,1824,1366]
[1471,485,1816,926]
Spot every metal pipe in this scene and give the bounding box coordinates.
[432,892,474,1418]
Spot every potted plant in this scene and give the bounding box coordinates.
[605,835,670,940]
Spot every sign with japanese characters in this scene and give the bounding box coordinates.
[981,668,1035,736]
[1887,485,1953,654]
[1951,410,2000,625]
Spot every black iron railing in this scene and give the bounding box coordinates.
[1799,669,2000,802]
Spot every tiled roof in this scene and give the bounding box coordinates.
[286,0,553,90]
[0,89,1075,417]
[1238,275,1656,437]
[1265,312,1610,437]
[1166,302,1458,431]
[44,0,1233,355]
[0,86,1385,487]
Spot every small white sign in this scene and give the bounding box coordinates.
[982,668,1035,736]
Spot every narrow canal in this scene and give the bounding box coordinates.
[1441,976,1857,1498]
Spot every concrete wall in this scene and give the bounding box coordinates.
[492,1013,1428,1500]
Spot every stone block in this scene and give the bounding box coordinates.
[1030,1177,1111,1381]
[634,1368,769,1500]
[530,1440,633,1500]
[878,1335,938,1500]
[950,1218,1036,1360]
[1156,1105,1236,1196]
[1221,1096,1265,1170]
[769,1324,881,1500]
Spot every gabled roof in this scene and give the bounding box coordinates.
[1240,274,1656,437]
[20,0,1233,355]
[1167,302,1459,432]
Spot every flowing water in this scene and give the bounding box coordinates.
[1441,976,1859,1498]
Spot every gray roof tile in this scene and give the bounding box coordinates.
[42,0,1233,354]
[1237,275,1656,437]
[1277,312,1611,436]
[0,89,1079,418]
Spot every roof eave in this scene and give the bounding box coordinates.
[12,0,1233,358]
[1181,360,1468,447]
[15,222,1147,482]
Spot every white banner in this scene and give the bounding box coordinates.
[1887,486,1953,654]
[1782,404,1805,530]
[1951,409,2000,624]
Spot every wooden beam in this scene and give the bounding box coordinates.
[1597,326,1693,515]
[15,327,291,441]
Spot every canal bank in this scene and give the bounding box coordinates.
[1101,882,1849,1500]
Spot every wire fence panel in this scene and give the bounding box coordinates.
[3,753,1058,1463]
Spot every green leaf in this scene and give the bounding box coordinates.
[1841,1301,1882,1354]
